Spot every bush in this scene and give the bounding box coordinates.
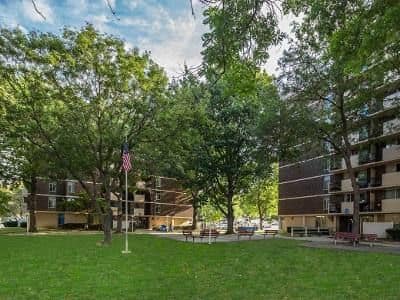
[386,225,400,240]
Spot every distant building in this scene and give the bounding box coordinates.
[25,176,193,230]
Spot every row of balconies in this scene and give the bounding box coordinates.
[334,199,400,214]
[345,118,400,145]
[329,144,400,172]
[337,171,400,192]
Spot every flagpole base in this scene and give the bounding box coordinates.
[121,250,131,254]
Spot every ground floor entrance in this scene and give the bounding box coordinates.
[338,216,353,232]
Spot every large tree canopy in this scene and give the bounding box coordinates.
[0,25,168,243]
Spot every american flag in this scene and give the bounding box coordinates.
[122,142,132,172]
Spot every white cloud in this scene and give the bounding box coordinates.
[127,4,206,77]
[21,0,54,23]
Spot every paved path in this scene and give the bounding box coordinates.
[159,232,269,243]
[302,241,400,255]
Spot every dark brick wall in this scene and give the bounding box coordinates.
[278,196,324,215]
[279,177,325,199]
[279,157,327,182]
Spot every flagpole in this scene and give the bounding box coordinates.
[122,139,131,254]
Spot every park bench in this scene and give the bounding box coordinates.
[362,233,377,247]
[263,229,278,239]
[237,228,255,240]
[182,230,193,242]
[334,232,360,247]
[288,227,329,237]
[196,229,219,243]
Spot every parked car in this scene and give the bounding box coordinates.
[2,219,18,227]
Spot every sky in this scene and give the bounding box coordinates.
[0,0,294,78]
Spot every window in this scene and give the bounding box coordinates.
[384,189,400,200]
[67,182,76,194]
[155,204,161,214]
[48,197,56,209]
[323,175,330,191]
[49,182,57,193]
[345,193,353,202]
[323,196,330,212]
[397,164,400,172]
[155,176,161,188]
[155,191,161,202]
[358,126,369,141]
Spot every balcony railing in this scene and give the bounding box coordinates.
[329,182,341,192]
[382,145,400,161]
[369,177,382,187]
[382,172,400,187]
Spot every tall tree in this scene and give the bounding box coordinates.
[239,164,278,229]
[0,25,168,244]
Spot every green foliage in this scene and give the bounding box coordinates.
[200,203,223,223]
[0,25,168,242]
[62,192,90,212]
[0,188,12,216]
[202,0,283,77]
[238,164,278,220]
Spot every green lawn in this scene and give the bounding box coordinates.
[0,235,399,299]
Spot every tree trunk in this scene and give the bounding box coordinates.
[28,177,37,233]
[191,192,198,230]
[102,208,113,245]
[115,174,124,233]
[115,197,122,233]
[259,217,263,231]
[226,194,234,234]
[100,180,113,245]
[343,154,360,234]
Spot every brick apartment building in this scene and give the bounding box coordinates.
[278,88,400,235]
[26,175,192,230]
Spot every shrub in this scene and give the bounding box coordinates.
[386,224,400,240]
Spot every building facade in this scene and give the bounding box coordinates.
[279,89,400,235]
[27,176,193,230]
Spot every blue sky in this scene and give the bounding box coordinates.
[0,0,292,77]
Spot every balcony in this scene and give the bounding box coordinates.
[341,202,353,214]
[369,177,382,187]
[381,199,400,213]
[382,172,400,187]
[134,194,145,203]
[382,145,400,161]
[383,91,400,109]
[133,208,144,216]
[341,155,359,169]
[358,151,377,164]
[383,118,400,135]
[341,179,353,192]
[329,182,341,192]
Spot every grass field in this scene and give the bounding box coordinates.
[0,234,399,299]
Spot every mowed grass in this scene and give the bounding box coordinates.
[0,235,399,300]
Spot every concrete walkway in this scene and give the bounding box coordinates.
[302,241,400,255]
[159,232,269,243]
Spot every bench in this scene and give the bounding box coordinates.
[263,229,278,239]
[195,229,219,243]
[182,230,193,242]
[237,229,255,240]
[362,233,377,247]
[334,232,360,247]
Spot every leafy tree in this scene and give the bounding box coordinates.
[239,164,278,229]
[201,0,283,77]
[0,25,168,244]
[0,187,12,216]
[191,67,280,234]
